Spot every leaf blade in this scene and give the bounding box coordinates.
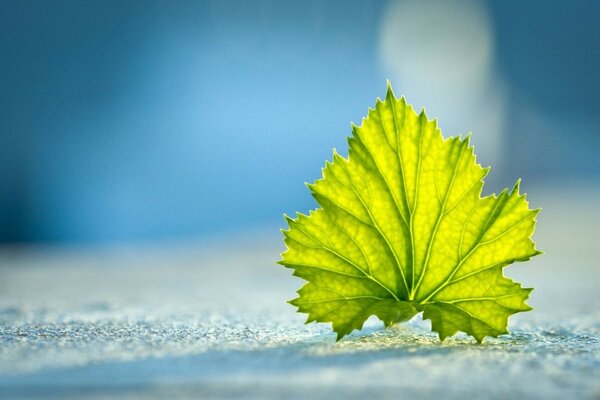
[279,84,541,341]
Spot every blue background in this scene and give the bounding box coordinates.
[1,0,598,243]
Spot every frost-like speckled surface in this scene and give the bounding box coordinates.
[0,187,599,399]
[1,312,598,400]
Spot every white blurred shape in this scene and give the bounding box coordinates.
[379,0,507,181]
[380,0,493,90]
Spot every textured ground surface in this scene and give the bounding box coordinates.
[0,185,599,399]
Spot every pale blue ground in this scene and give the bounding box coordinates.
[0,185,599,399]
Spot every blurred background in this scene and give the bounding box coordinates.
[1,2,599,397]
[1,0,599,244]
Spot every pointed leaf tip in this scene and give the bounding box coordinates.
[386,81,397,100]
[513,178,522,192]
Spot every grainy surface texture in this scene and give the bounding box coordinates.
[0,186,599,399]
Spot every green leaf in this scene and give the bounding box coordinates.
[279,83,541,342]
